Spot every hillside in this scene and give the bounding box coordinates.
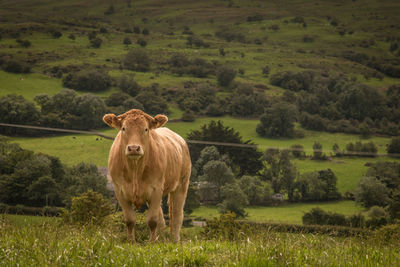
[1,0,400,224]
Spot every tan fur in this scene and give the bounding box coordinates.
[103,109,191,243]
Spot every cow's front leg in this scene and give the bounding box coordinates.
[114,190,136,242]
[146,190,163,242]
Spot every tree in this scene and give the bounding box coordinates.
[119,75,141,96]
[354,176,390,208]
[387,137,400,155]
[312,141,324,160]
[123,37,132,45]
[187,120,263,175]
[260,149,297,201]
[123,49,150,72]
[0,95,40,136]
[218,181,248,218]
[135,88,169,115]
[184,183,200,215]
[62,70,111,92]
[217,66,236,86]
[199,160,234,202]
[90,37,102,48]
[238,176,272,205]
[256,102,297,138]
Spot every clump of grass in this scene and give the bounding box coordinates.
[1,214,399,266]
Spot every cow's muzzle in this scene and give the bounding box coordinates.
[125,145,144,159]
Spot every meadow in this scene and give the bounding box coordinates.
[1,1,400,264]
[192,201,364,224]
[1,214,399,266]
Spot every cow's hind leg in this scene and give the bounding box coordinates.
[115,190,136,242]
[169,179,189,242]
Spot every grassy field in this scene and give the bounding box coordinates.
[191,201,364,224]
[11,117,398,194]
[1,214,399,266]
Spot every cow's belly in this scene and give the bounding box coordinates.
[113,178,152,209]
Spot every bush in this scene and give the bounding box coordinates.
[62,69,111,92]
[137,38,147,47]
[290,144,305,159]
[354,177,390,208]
[90,37,102,48]
[119,75,141,96]
[2,59,30,73]
[62,190,113,225]
[181,110,195,122]
[123,37,131,45]
[16,39,31,48]
[217,66,236,86]
[123,49,150,72]
[387,137,400,155]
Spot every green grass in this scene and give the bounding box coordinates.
[5,214,57,227]
[0,71,64,101]
[191,201,364,224]
[1,214,399,266]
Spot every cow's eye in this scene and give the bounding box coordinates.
[122,127,126,131]
[145,128,148,132]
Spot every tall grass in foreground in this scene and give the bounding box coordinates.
[0,215,399,266]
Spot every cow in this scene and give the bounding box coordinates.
[103,109,191,242]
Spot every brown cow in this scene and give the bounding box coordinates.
[103,109,191,242]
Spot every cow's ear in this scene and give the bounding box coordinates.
[103,114,122,129]
[151,114,168,129]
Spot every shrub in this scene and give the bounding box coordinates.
[123,37,131,45]
[133,26,140,34]
[2,59,30,73]
[142,28,149,35]
[51,31,62,38]
[303,34,314,43]
[137,38,147,47]
[90,37,102,48]
[62,190,113,225]
[119,75,141,96]
[16,39,31,48]
[217,66,236,86]
[387,137,400,155]
[68,34,75,40]
[123,49,150,72]
[181,110,195,122]
[186,36,209,48]
[203,212,250,240]
[290,144,305,158]
[354,177,390,208]
[62,69,111,92]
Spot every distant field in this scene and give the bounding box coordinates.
[191,200,364,224]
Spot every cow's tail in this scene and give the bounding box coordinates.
[168,194,173,233]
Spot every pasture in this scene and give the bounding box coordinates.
[1,214,399,266]
[192,201,365,224]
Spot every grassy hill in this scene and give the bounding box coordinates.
[1,0,400,220]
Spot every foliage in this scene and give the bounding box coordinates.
[199,160,234,202]
[0,94,40,135]
[135,85,169,115]
[259,148,297,200]
[187,120,263,175]
[90,37,102,48]
[169,54,215,78]
[119,74,141,97]
[295,169,341,201]
[238,175,272,205]
[62,69,111,92]
[354,176,390,208]
[387,136,400,155]
[123,37,131,45]
[218,182,248,218]
[0,139,110,208]
[123,49,150,72]
[346,141,377,157]
[36,89,107,130]
[256,102,297,137]
[184,183,200,215]
[217,66,236,86]
[312,141,326,160]
[2,59,30,73]
[62,190,113,225]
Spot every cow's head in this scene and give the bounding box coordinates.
[103,109,168,159]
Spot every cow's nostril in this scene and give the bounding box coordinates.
[136,146,141,152]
